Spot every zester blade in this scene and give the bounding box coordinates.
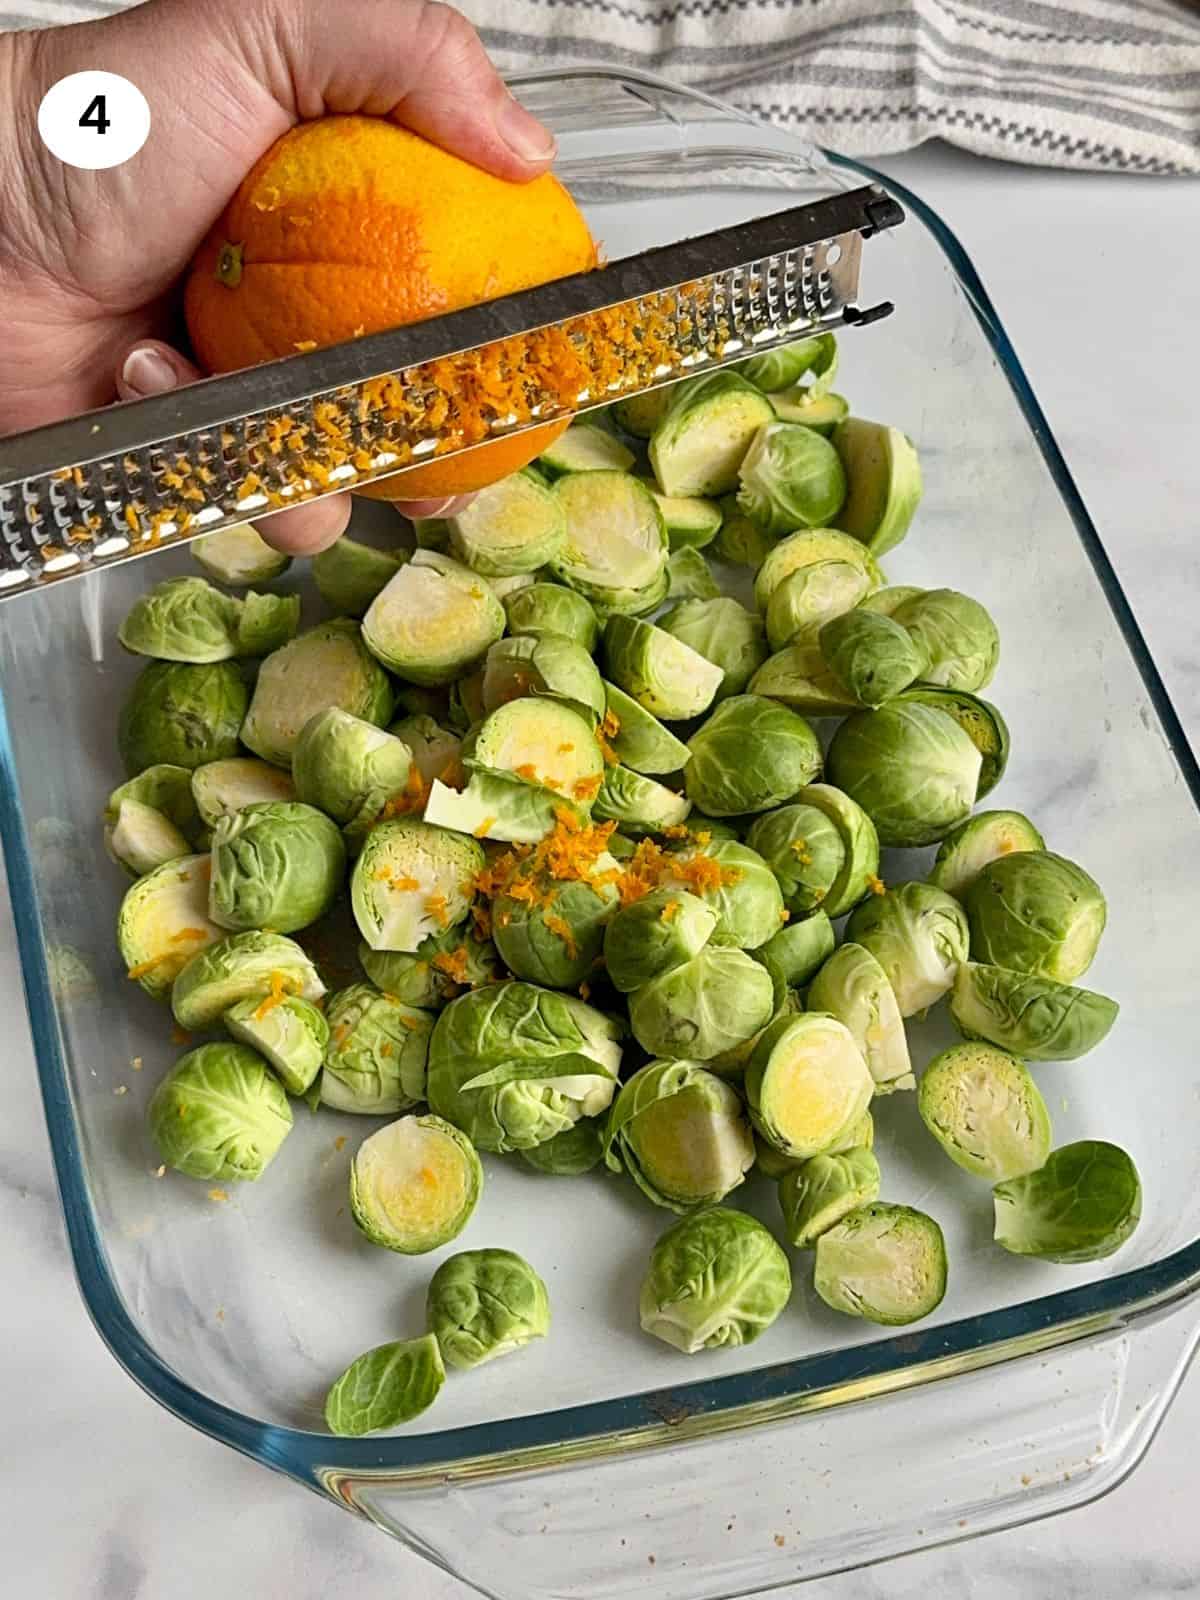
[0,184,902,599]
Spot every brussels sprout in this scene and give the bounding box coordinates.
[119,660,247,775]
[192,524,291,585]
[362,549,505,685]
[628,946,776,1062]
[900,686,1009,800]
[929,811,1046,900]
[814,1203,947,1325]
[779,1148,882,1248]
[106,764,198,833]
[949,963,1119,1061]
[992,1141,1142,1263]
[824,1109,876,1156]
[503,583,600,653]
[639,481,723,552]
[666,814,743,847]
[756,911,835,989]
[188,758,296,827]
[105,797,191,876]
[767,561,880,652]
[224,993,329,1095]
[892,589,999,692]
[791,784,881,919]
[658,838,785,951]
[807,943,914,1094]
[771,389,849,435]
[587,566,672,622]
[519,1117,605,1176]
[236,591,301,657]
[425,770,584,846]
[603,890,717,994]
[827,702,982,848]
[745,804,845,918]
[241,620,393,768]
[600,682,691,776]
[117,854,223,998]
[312,537,404,617]
[467,698,605,805]
[604,615,723,721]
[745,1014,874,1160]
[755,527,878,613]
[919,1041,1052,1181]
[737,421,846,537]
[611,388,670,439]
[208,801,344,934]
[591,767,691,834]
[388,715,462,789]
[147,1042,292,1181]
[738,333,837,394]
[757,1109,873,1178]
[686,698,821,820]
[649,371,776,497]
[171,929,325,1029]
[604,1060,756,1211]
[349,1113,481,1252]
[427,1248,550,1368]
[749,641,863,718]
[292,714,408,842]
[712,496,776,567]
[665,546,722,601]
[351,819,483,952]
[119,575,242,662]
[639,1206,791,1353]
[492,855,620,990]
[447,667,486,733]
[832,417,924,556]
[657,597,768,702]
[860,585,926,618]
[426,982,621,1152]
[820,609,925,707]
[359,927,502,1009]
[443,470,566,577]
[845,882,968,1017]
[539,421,635,477]
[482,635,605,726]
[964,851,1106,984]
[324,1333,444,1436]
[320,983,433,1112]
[550,472,668,606]
[410,514,450,552]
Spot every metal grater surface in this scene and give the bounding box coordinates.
[0,185,903,599]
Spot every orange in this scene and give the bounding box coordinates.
[184,115,595,498]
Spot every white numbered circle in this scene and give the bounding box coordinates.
[37,71,150,170]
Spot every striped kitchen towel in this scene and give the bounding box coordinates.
[6,0,1199,173]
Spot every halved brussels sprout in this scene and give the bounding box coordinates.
[292,707,413,837]
[639,481,723,552]
[600,682,691,776]
[362,549,505,685]
[737,421,847,537]
[603,1059,756,1211]
[929,811,1045,900]
[771,389,849,435]
[481,635,606,725]
[388,715,462,789]
[426,982,621,1152]
[738,333,837,394]
[320,983,433,1112]
[755,527,880,613]
[427,1248,550,1368]
[324,1333,444,1437]
[236,591,301,657]
[665,546,721,601]
[658,597,767,702]
[224,992,329,1096]
[117,853,223,998]
[519,1118,605,1176]
[119,660,247,775]
[964,851,1106,984]
[712,496,776,567]
[807,943,914,1094]
[503,583,600,653]
[860,585,925,618]
[359,928,502,1009]
[684,695,821,818]
[749,641,864,718]
[950,962,1119,1061]
[190,758,296,826]
[814,1203,947,1325]
[892,589,999,692]
[765,560,879,652]
[919,1041,1052,1181]
[119,575,242,662]
[105,797,191,876]
[611,388,670,440]
[900,685,1009,799]
[311,537,404,617]
[756,911,835,989]
[491,853,620,990]
[467,698,605,806]
[604,615,723,721]
[639,1205,791,1353]
[831,418,924,558]
[746,804,845,918]
[192,524,291,586]
[826,702,982,848]
[628,946,776,1062]
[649,371,775,497]
[745,1014,874,1160]
[992,1140,1141,1263]
[350,1114,482,1253]
[820,608,925,707]
[603,889,717,994]
[446,470,566,576]
[425,771,583,845]
[172,929,325,1029]
[106,764,198,833]
[657,838,785,951]
[845,882,969,1017]
[588,566,672,621]
[792,783,881,919]
[147,1042,293,1180]
[538,421,635,477]
[351,819,483,952]
[758,1109,873,1177]
[209,801,345,934]
[241,619,393,768]
[779,1148,882,1248]
[550,471,668,606]
[825,1109,876,1155]
[591,767,691,834]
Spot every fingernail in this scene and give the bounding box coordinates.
[121,347,178,397]
[495,95,556,163]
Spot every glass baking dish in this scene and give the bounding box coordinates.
[4,67,1199,1600]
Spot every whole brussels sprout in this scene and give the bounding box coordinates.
[119,576,242,662]
[349,1114,482,1253]
[241,619,394,768]
[171,930,325,1029]
[519,1118,605,1176]
[779,1148,882,1248]
[929,810,1046,900]
[845,881,969,1017]
[736,421,846,537]
[919,1041,1052,1181]
[426,1248,550,1368]
[481,634,606,725]
[992,1141,1141,1263]
[324,1333,444,1437]
[661,839,786,951]
[628,945,776,1062]
[147,1042,292,1181]
[209,801,346,934]
[745,804,845,918]
[292,708,413,835]
[826,702,982,847]
[359,928,502,1010]
[860,585,926,617]
[949,963,1119,1061]
[657,597,768,702]
[806,942,914,1094]
[819,608,925,707]
[892,589,999,692]
[684,695,822,818]
[503,582,600,653]
[603,889,717,994]
[312,537,404,617]
[814,1203,947,1325]
[756,911,835,989]
[603,1060,756,1212]
[491,855,620,990]
[320,983,433,1113]
[362,549,505,684]
[118,660,247,774]
[745,1014,874,1160]
[964,850,1106,983]
[224,993,329,1096]
[639,1206,791,1353]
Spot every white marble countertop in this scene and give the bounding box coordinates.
[4,141,1199,1599]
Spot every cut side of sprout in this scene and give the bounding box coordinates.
[349,1114,483,1254]
[351,819,483,952]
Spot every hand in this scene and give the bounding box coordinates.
[0,0,557,552]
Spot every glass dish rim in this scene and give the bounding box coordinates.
[5,63,1200,1488]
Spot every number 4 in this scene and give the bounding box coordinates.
[79,94,111,135]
